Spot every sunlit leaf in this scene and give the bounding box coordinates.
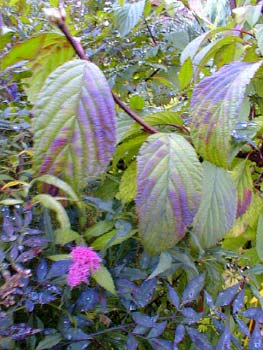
[148,251,172,279]
[191,61,262,167]
[33,59,116,192]
[116,161,137,204]
[256,213,263,261]
[215,283,240,307]
[255,24,263,56]
[136,133,203,255]
[114,0,145,36]
[193,162,237,248]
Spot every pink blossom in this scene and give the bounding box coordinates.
[67,246,101,288]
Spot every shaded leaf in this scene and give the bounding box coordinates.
[147,321,167,338]
[114,0,145,36]
[76,289,99,312]
[127,334,138,350]
[134,278,157,307]
[168,285,180,309]
[132,312,157,328]
[46,260,71,279]
[248,322,262,350]
[92,265,116,295]
[136,133,203,254]
[235,318,250,337]
[242,307,263,322]
[180,308,203,325]
[33,59,116,192]
[36,334,62,350]
[233,288,245,314]
[186,327,212,350]
[36,259,48,282]
[190,61,262,167]
[193,162,237,248]
[148,252,172,279]
[181,273,205,305]
[256,213,263,261]
[215,283,240,307]
[174,324,185,344]
[216,324,231,350]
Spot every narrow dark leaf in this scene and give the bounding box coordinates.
[186,327,212,350]
[242,307,263,322]
[149,338,173,350]
[233,289,245,314]
[181,273,205,305]
[9,324,42,340]
[168,285,180,309]
[131,312,157,328]
[23,237,49,247]
[215,283,240,307]
[235,318,250,337]
[76,289,99,312]
[249,322,262,350]
[216,324,231,350]
[46,260,71,279]
[204,290,214,307]
[63,328,91,341]
[134,278,157,307]
[147,321,167,339]
[174,325,185,345]
[127,334,138,350]
[180,308,203,325]
[38,292,58,304]
[17,249,41,262]
[67,341,90,350]
[36,259,48,282]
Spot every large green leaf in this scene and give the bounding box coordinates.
[113,0,145,36]
[255,24,263,56]
[190,61,262,167]
[193,162,237,248]
[136,133,203,255]
[33,59,116,192]
[116,160,137,204]
[1,33,74,103]
[92,265,116,295]
[256,213,263,261]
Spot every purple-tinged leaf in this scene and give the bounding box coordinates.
[9,324,42,340]
[180,308,203,325]
[147,321,167,339]
[213,319,224,332]
[133,325,149,335]
[168,285,180,309]
[242,307,263,322]
[181,273,205,305]
[235,318,250,337]
[16,249,42,262]
[193,162,237,248]
[149,338,173,350]
[131,312,157,328]
[233,161,253,217]
[36,258,48,282]
[190,61,262,167]
[46,260,71,279]
[63,328,91,341]
[127,334,138,350]
[215,283,240,307]
[23,237,49,247]
[33,59,116,192]
[136,133,203,255]
[216,324,231,350]
[186,327,212,350]
[38,291,58,304]
[76,289,99,312]
[174,325,185,345]
[249,322,262,350]
[233,289,245,314]
[204,290,214,307]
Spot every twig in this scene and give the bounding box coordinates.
[56,22,158,134]
[144,18,158,46]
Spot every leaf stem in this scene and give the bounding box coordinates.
[56,22,158,134]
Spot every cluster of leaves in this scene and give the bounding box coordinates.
[1,0,263,349]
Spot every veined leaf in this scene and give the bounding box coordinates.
[1,33,74,103]
[193,162,237,248]
[136,133,203,255]
[255,24,263,56]
[33,59,116,192]
[32,194,70,229]
[191,61,262,167]
[113,0,145,37]
[232,160,253,217]
[92,265,116,294]
[116,161,137,204]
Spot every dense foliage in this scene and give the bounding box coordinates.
[1,0,263,349]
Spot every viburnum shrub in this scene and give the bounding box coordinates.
[1,0,263,349]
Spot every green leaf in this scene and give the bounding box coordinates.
[191,61,262,167]
[193,162,237,248]
[91,229,137,250]
[33,194,70,229]
[256,213,263,262]
[85,221,115,239]
[148,251,173,279]
[55,228,80,245]
[178,57,193,90]
[36,334,62,350]
[116,161,137,204]
[92,265,116,294]
[255,24,263,56]
[30,175,79,202]
[33,59,116,192]
[1,33,74,103]
[47,254,70,261]
[130,95,145,110]
[136,133,203,255]
[114,0,145,36]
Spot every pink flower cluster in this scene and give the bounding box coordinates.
[67,246,101,288]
